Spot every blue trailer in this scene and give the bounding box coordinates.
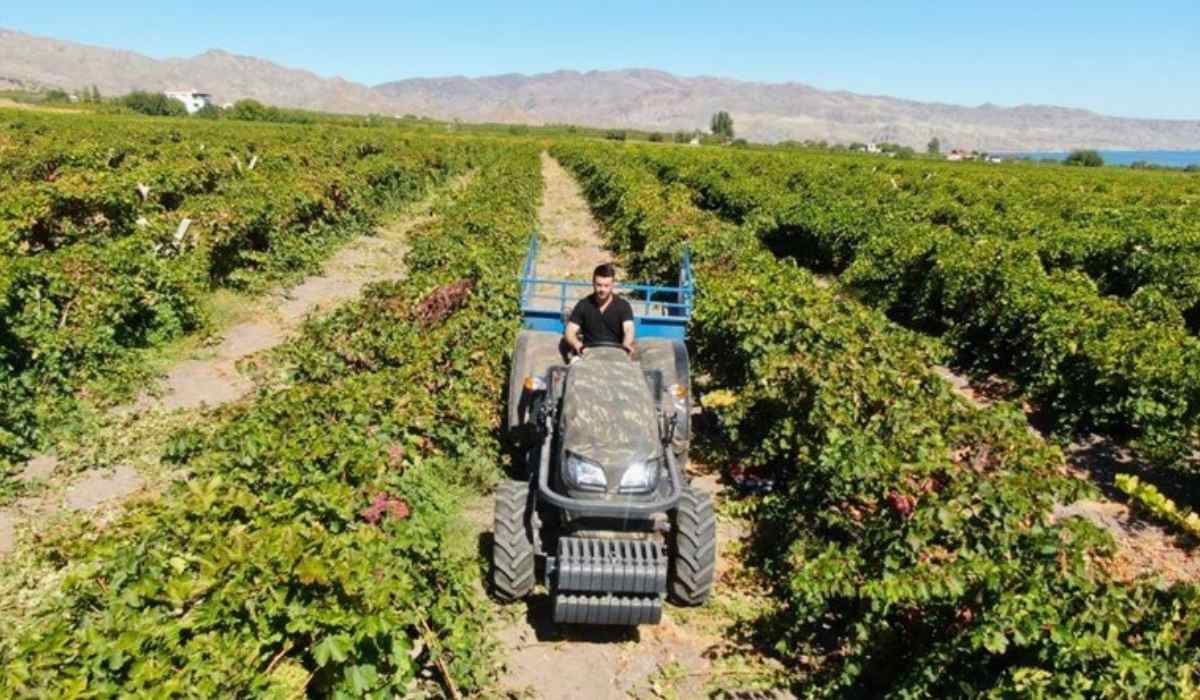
[517,233,694,340]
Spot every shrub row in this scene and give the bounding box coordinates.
[0,110,483,467]
[640,146,1200,321]
[553,142,1200,698]
[634,145,1200,468]
[0,141,543,697]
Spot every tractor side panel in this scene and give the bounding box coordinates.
[637,339,691,463]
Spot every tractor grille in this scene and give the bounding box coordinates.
[555,537,667,594]
[552,537,666,625]
[553,593,663,625]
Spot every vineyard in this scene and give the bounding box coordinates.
[0,106,1197,697]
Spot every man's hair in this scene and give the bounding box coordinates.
[593,263,616,280]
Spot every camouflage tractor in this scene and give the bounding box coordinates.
[491,236,715,625]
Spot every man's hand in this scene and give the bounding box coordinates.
[565,321,585,358]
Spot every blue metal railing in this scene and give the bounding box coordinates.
[518,233,693,340]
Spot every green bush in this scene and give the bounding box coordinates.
[192,103,222,119]
[119,91,188,117]
[1064,149,1104,167]
[226,99,314,124]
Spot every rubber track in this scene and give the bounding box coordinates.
[669,485,717,606]
[492,479,536,602]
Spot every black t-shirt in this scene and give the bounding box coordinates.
[568,294,634,345]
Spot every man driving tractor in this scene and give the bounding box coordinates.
[564,263,636,359]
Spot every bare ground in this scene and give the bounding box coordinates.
[0,182,460,557]
[473,154,790,699]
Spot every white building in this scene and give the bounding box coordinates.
[165,90,214,114]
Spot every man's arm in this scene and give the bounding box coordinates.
[565,321,585,356]
[622,320,636,357]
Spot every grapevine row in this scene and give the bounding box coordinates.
[637,146,1200,323]
[0,109,483,467]
[552,142,1199,697]
[633,145,1200,468]
[0,141,543,696]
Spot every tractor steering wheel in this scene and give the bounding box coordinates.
[583,341,625,350]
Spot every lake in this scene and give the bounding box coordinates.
[1003,150,1200,168]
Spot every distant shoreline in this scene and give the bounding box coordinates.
[995,149,1200,168]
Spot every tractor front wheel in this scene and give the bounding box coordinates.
[492,479,536,602]
[668,485,716,606]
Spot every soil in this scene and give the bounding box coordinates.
[477,154,789,699]
[0,185,453,557]
[1051,499,1200,585]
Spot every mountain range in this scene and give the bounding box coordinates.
[3,27,1198,151]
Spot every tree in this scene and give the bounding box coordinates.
[710,111,734,140]
[227,98,270,121]
[193,103,222,119]
[119,91,186,117]
[91,85,102,102]
[1064,149,1104,167]
[927,137,941,156]
[604,129,627,141]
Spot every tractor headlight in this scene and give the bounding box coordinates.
[619,458,659,493]
[565,453,607,491]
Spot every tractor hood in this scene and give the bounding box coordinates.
[561,347,659,471]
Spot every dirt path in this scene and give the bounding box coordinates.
[468,154,785,699]
[0,181,460,557]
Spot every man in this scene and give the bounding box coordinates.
[564,263,635,360]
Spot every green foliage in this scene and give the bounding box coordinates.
[1064,149,1105,167]
[879,141,916,158]
[710,110,734,140]
[120,91,188,117]
[710,111,734,139]
[604,129,627,141]
[0,109,481,467]
[927,136,941,155]
[192,102,221,119]
[1116,474,1200,539]
[624,144,1200,470]
[0,142,543,697]
[553,141,1200,698]
[226,99,314,124]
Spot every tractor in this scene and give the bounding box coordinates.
[491,235,715,625]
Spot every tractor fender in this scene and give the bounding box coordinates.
[637,339,691,464]
[507,330,567,431]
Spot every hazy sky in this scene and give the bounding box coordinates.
[4,1,1197,119]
